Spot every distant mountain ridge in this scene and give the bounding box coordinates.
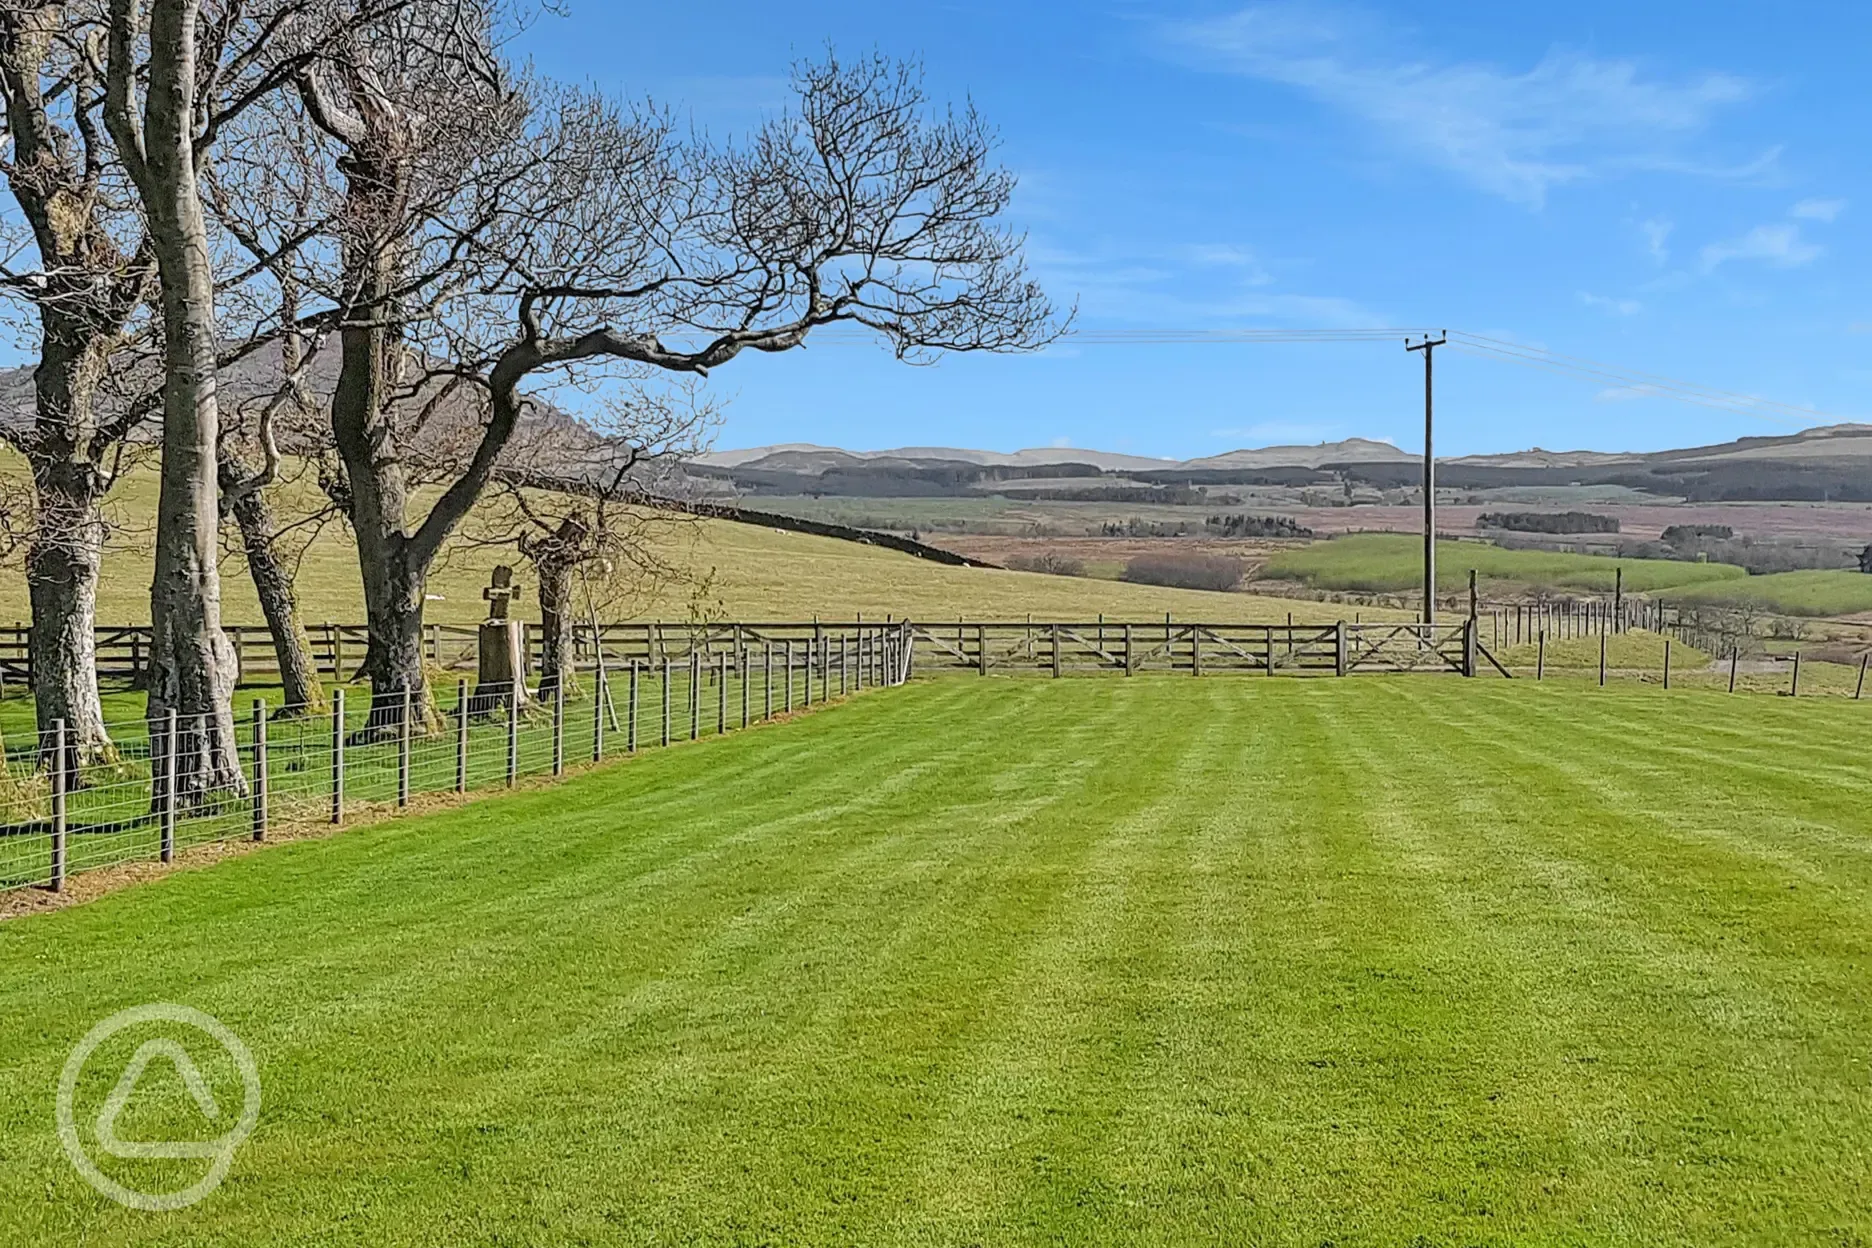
[697,424,1872,475]
[690,424,1872,505]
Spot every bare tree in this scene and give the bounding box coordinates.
[295,28,1060,730]
[102,0,391,797]
[0,1,153,766]
[470,384,717,695]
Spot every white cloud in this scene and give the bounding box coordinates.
[1790,197,1846,222]
[1641,218,1673,264]
[1160,3,1757,206]
[1700,223,1822,271]
[1579,291,1642,316]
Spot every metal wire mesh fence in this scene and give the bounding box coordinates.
[2,629,914,896]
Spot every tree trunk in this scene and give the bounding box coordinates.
[119,0,245,802]
[226,486,324,715]
[356,544,437,734]
[536,553,575,698]
[24,336,115,770]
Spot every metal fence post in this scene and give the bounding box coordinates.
[160,707,180,860]
[330,692,344,826]
[593,666,606,762]
[1858,653,1868,701]
[1598,633,1607,687]
[505,683,519,785]
[689,651,700,741]
[804,638,814,707]
[49,719,66,891]
[1537,631,1546,681]
[841,635,850,696]
[1729,648,1739,694]
[1663,640,1672,690]
[252,701,268,841]
[718,651,728,733]
[763,644,773,719]
[662,659,672,747]
[1791,651,1802,698]
[628,661,640,753]
[741,654,751,728]
[455,679,468,793]
[398,687,413,806]
[786,641,795,713]
[552,679,565,775]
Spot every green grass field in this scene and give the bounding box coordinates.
[0,454,1375,626]
[1258,533,1747,596]
[3,678,1869,1245]
[1661,568,1872,618]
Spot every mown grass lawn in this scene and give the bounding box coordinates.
[2,677,1870,1245]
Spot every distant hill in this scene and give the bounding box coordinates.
[692,425,1872,504]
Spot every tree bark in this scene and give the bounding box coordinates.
[24,336,115,769]
[108,0,245,802]
[225,485,324,714]
[535,552,575,698]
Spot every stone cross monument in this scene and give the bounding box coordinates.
[474,565,531,711]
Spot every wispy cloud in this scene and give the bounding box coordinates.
[1031,239,1384,327]
[1595,384,1664,402]
[1791,197,1846,222]
[1579,291,1642,316]
[1700,223,1822,271]
[1159,2,1759,206]
[1641,218,1673,264]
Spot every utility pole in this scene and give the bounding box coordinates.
[1406,332,1447,625]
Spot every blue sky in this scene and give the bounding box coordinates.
[518,1,1871,459]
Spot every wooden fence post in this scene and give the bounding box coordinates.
[455,680,468,792]
[1265,625,1275,676]
[1537,631,1545,681]
[252,701,268,841]
[786,641,795,713]
[49,718,66,892]
[1663,640,1672,690]
[1791,651,1802,698]
[804,637,814,707]
[1857,653,1867,700]
[398,687,412,806]
[1191,626,1203,678]
[977,624,988,676]
[718,652,728,733]
[763,644,773,720]
[1464,619,1477,678]
[1598,633,1607,687]
[662,659,672,746]
[1123,623,1133,675]
[330,692,344,825]
[1052,624,1062,678]
[1729,648,1739,694]
[1335,620,1347,677]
